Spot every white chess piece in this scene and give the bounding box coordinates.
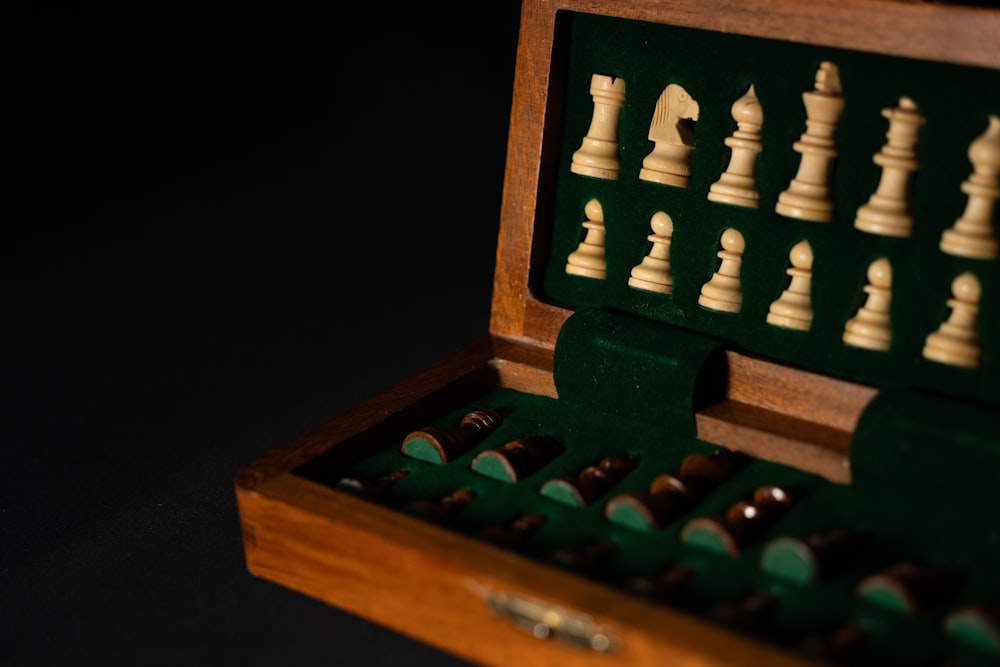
[939,115,1000,260]
[565,199,607,279]
[708,84,763,208]
[571,74,626,180]
[639,84,700,188]
[776,62,845,223]
[767,240,814,331]
[699,228,745,313]
[923,272,982,368]
[854,97,924,238]
[843,257,892,352]
[628,211,674,293]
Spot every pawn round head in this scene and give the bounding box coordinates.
[867,257,892,287]
[952,271,982,303]
[789,240,813,269]
[720,228,745,253]
[650,211,674,236]
[584,199,604,222]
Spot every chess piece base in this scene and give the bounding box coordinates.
[776,187,835,222]
[923,336,980,368]
[940,227,999,260]
[628,274,672,294]
[639,144,695,188]
[843,320,891,351]
[708,177,760,208]
[699,293,742,313]
[566,263,607,279]
[639,167,690,188]
[766,299,813,331]
[855,201,913,237]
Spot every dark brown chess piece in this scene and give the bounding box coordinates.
[540,455,638,507]
[604,449,737,531]
[548,540,618,576]
[405,488,476,524]
[627,563,696,604]
[476,513,547,550]
[336,469,409,500]
[710,591,781,634]
[681,485,794,556]
[855,561,962,615]
[800,622,869,662]
[471,436,565,482]
[401,408,503,463]
[760,527,868,584]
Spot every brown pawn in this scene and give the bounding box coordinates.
[540,455,639,507]
[944,603,1000,657]
[855,561,962,616]
[604,449,737,531]
[800,622,869,663]
[710,591,781,634]
[405,488,476,524]
[627,563,696,604]
[681,485,794,556]
[476,513,547,551]
[760,527,868,585]
[336,469,409,500]
[401,408,503,464]
[471,436,565,482]
[548,539,617,576]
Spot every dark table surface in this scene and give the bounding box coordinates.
[4,3,522,665]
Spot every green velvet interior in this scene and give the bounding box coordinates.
[308,386,1000,666]
[552,307,725,435]
[541,11,1000,407]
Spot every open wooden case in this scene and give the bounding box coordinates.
[236,1,1000,665]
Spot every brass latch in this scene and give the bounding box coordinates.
[485,591,618,654]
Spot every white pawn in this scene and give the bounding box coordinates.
[776,62,845,223]
[923,272,982,368]
[766,240,814,331]
[571,74,627,180]
[939,115,1000,260]
[565,199,607,279]
[842,257,892,352]
[854,97,924,238]
[708,84,764,208]
[628,211,674,294]
[699,228,745,313]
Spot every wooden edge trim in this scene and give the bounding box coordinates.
[696,403,853,483]
[724,351,879,433]
[238,473,821,667]
[546,0,1000,69]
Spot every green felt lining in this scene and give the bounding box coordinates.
[552,307,725,434]
[298,379,1000,665]
[541,11,1000,406]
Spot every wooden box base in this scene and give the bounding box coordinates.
[236,335,824,667]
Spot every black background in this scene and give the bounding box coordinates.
[4,2,522,665]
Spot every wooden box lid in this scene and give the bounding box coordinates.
[490,0,1000,350]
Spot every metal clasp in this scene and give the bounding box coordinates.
[485,591,618,654]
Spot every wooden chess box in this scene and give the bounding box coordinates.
[235,1,1000,665]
